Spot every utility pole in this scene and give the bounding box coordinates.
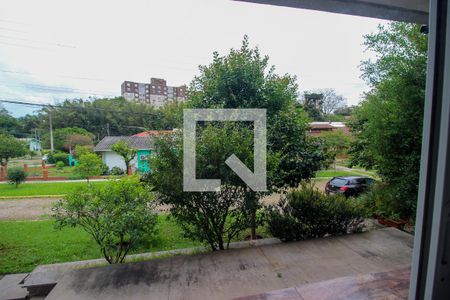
[49,112,54,152]
[106,123,110,136]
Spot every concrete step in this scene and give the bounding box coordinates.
[43,228,412,300]
[0,273,29,300]
[21,237,281,297]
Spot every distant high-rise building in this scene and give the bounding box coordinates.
[121,78,187,107]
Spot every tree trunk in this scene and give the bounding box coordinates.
[251,210,257,240]
[218,237,225,250]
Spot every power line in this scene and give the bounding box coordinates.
[0,82,117,97]
[0,69,108,82]
[0,34,76,49]
[0,40,49,50]
[0,99,162,117]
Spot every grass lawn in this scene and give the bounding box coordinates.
[0,181,108,198]
[47,166,78,177]
[0,215,201,275]
[315,170,360,178]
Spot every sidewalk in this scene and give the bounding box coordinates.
[45,227,413,300]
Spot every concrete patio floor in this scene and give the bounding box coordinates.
[45,227,413,300]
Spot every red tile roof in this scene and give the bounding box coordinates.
[132,130,174,137]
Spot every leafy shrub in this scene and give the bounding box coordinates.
[7,168,27,188]
[56,161,65,170]
[357,183,399,220]
[28,150,37,159]
[47,152,69,166]
[73,145,93,159]
[110,166,125,176]
[75,153,104,182]
[265,182,365,242]
[53,176,157,263]
[100,162,109,176]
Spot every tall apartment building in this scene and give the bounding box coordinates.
[121,78,187,107]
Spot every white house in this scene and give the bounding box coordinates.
[94,136,155,173]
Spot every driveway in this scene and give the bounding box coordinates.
[0,198,60,221]
[0,180,329,221]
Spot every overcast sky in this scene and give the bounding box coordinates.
[0,0,387,117]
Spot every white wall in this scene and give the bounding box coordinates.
[101,151,137,171]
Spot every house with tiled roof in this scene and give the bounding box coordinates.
[94,136,155,173]
[308,122,350,136]
[132,130,175,137]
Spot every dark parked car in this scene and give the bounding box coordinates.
[325,176,376,198]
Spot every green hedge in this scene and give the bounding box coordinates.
[265,183,365,242]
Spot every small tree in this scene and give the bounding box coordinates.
[148,125,255,251]
[56,161,65,170]
[111,141,137,174]
[53,176,157,263]
[73,145,93,159]
[7,168,27,188]
[75,153,103,183]
[0,134,27,166]
[64,134,93,152]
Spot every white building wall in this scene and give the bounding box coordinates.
[101,151,137,171]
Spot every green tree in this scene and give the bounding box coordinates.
[73,145,93,159]
[0,134,27,166]
[349,22,427,220]
[148,125,257,251]
[334,105,354,117]
[75,153,104,183]
[53,176,157,263]
[0,109,22,137]
[302,92,325,121]
[7,168,27,188]
[320,130,352,164]
[35,97,182,140]
[189,35,298,119]
[111,141,137,174]
[189,36,325,238]
[42,127,94,152]
[269,108,325,189]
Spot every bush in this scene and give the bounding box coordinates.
[110,166,125,176]
[147,126,255,251]
[47,152,69,166]
[52,176,157,263]
[73,145,93,159]
[56,161,65,170]
[100,162,109,176]
[357,183,399,220]
[265,182,365,242]
[75,153,104,183]
[7,168,28,188]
